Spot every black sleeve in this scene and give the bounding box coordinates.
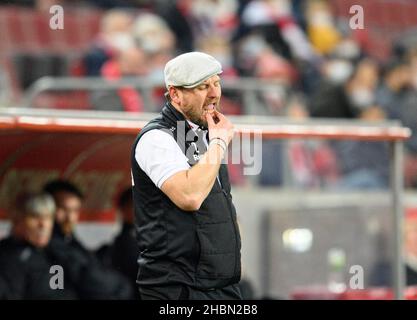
[0,257,27,299]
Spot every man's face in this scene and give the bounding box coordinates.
[54,192,82,236]
[174,75,222,128]
[21,213,54,248]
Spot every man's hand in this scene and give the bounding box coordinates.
[205,110,235,146]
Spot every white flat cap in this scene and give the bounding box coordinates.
[164,51,223,89]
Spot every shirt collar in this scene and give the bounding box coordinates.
[187,120,207,133]
[187,120,209,144]
[187,120,199,131]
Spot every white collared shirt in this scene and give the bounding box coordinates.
[135,121,220,189]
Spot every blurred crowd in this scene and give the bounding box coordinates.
[0,0,417,188]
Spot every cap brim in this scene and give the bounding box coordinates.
[179,70,223,89]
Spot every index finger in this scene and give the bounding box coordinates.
[213,110,227,121]
[205,112,215,127]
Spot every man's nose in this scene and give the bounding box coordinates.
[38,218,49,229]
[207,84,218,98]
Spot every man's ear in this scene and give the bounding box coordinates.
[169,87,181,105]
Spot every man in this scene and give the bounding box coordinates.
[0,192,81,299]
[43,179,134,299]
[43,180,86,252]
[131,51,242,300]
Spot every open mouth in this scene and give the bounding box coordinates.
[203,103,216,113]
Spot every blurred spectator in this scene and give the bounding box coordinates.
[333,106,390,190]
[403,48,417,187]
[131,12,175,107]
[256,47,297,86]
[157,0,238,53]
[91,44,148,112]
[375,57,417,187]
[235,0,320,96]
[43,179,134,299]
[83,9,134,76]
[238,0,316,63]
[0,192,83,299]
[235,0,291,63]
[286,99,339,189]
[376,58,411,122]
[234,34,269,77]
[234,35,294,114]
[90,12,174,113]
[309,58,378,118]
[309,58,390,189]
[197,35,237,78]
[155,0,195,53]
[132,12,175,63]
[96,187,139,299]
[403,47,417,154]
[255,47,297,115]
[305,0,341,55]
[187,0,238,39]
[43,179,85,250]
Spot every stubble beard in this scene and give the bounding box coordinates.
[182,102,220,130]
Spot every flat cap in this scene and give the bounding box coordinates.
[164,51,223,89]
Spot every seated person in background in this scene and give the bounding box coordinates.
[309,58,379,119]
[43,180,87,254]
[97,187,139,299]
[43,179,134,299]
[83,9,134,76]
[0,192,83,299]
[90,44,149,112]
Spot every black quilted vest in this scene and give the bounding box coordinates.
[131,103,241,290]
[131,102,241,290]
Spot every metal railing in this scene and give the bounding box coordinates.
[23,76,288,114]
